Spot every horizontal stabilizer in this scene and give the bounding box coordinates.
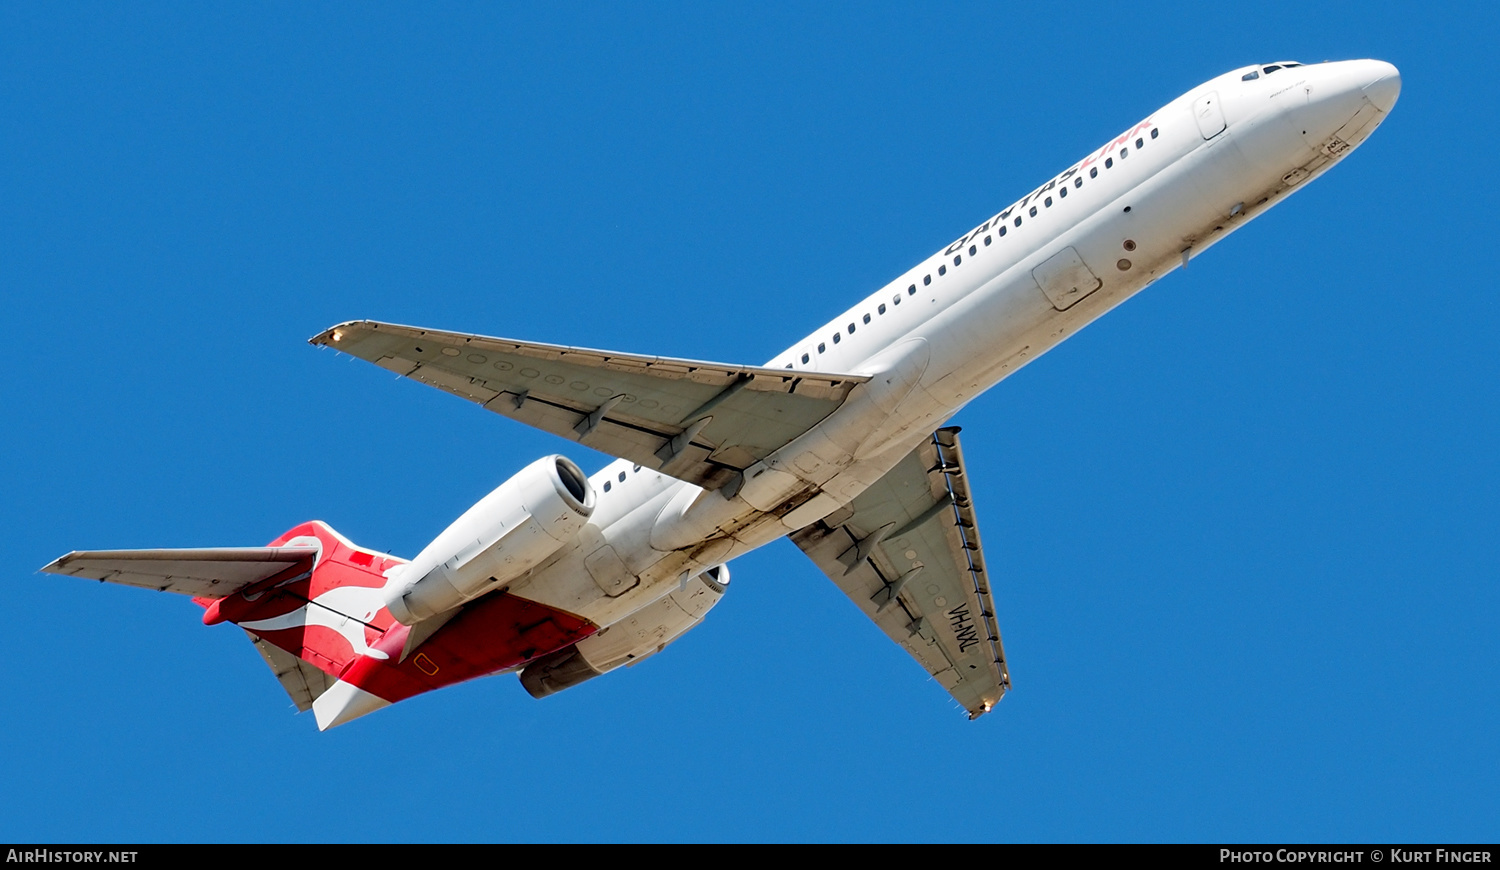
[249,632,336,712]
[40,547,318,598]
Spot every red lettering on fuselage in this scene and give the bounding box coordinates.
[943,116,1155,254]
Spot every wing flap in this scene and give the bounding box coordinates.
[40,547,319,598]
[790,427,1010,717]
[311,320,867,489]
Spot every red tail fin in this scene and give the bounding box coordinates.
[201,521,407,679]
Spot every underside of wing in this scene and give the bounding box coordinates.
[311,321,867,490]
[40,547,318,598]
[790,427,1010,718]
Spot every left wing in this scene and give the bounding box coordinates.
[41,547,318,598]
[311,321,867,491]
[790,427,1010,718]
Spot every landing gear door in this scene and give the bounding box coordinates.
[1032,247,1102,311]
[1194,91,1226,139]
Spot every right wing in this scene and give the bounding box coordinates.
[790,427,1010,718]
[311,320,868,491]
[40,547,318,598]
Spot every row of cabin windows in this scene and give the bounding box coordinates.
[601,463,645,493]
[794,126,1159,365]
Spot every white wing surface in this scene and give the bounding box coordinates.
[311,321,868,491]
[790,428,1010,717]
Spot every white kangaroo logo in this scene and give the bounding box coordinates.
[241,584,391,661]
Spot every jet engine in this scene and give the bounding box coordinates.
[383,455,595,624]
[518,563,729,698]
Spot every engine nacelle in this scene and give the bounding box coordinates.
[384,455,595,625]
[519,563,730,698]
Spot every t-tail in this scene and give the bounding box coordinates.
[42,505,612,730]
[201,521,411,729]
[42,521,412,728]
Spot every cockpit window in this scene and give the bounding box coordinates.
[1242,70,1260,81]
[1260,61,1304,76]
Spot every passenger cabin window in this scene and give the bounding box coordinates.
[1059,187,1067,198]
[969,244,976,255]
[1090,167,1098,178]
[984,235,992,245]
[878,303,886,314]
[1044,196,1052,207]
[1074,177,1083,188]
[833,333,841,344]
[908,284,916,295]
[1151,128,1159,138]
[847,323,855,334]
[618,471,626,482]
[1120,148,1127,158]
[999,226,1007,236]
[801,353,810,363]
[1105,157,1113,168]
[1029,206,1038,217]
[922,276,931,286]
[1136,138,1144,149]
[1013,216,1022,227]
[863,313,871,324]
[938,265,946,276]
[818,342,825,353]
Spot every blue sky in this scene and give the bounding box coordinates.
[4,2,1496,843]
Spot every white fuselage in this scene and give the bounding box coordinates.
[503,59,1401,630]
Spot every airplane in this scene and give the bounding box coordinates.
[42,59,1401,729]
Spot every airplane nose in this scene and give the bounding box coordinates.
[1362,60,1401,113]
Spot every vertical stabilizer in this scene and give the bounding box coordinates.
[207,521,408,682]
